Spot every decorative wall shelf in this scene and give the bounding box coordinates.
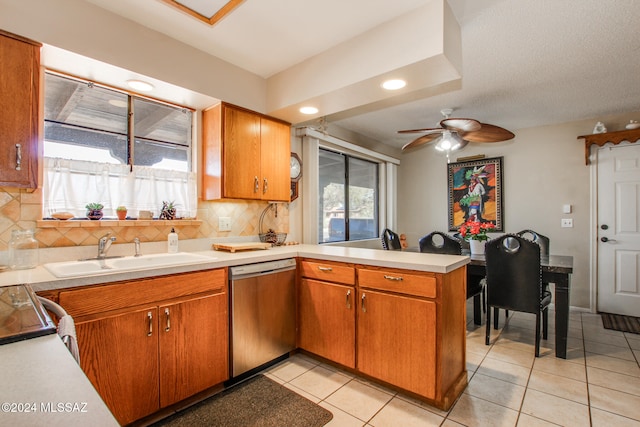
[579,128,640,165]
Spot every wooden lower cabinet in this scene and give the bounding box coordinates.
[75,306,160,425]
[357,290,436,399]
[59,269,229,425]
[298,259,467,410]
[298,278,355,368]
[159,293,228,407]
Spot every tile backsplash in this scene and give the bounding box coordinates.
[0,187,289,250]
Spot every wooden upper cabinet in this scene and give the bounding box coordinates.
[202,102,291,201]
[0,30,40,189]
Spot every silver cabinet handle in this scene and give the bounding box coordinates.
[164,307,171,332]
[15,144,22,171]
[147,311,153,337]
[254,176,259,193]
[361,293,366,313]
[384,275,403,281]
[263,177,268,194]
[318,266,333,272]
[346,289,351,309]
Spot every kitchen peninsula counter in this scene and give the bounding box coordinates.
[0,244,469,292]
[0,243,469,420]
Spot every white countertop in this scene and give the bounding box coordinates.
[0,244,470,293]
[0,335,118,427]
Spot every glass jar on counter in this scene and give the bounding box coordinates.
[8,229,39,270]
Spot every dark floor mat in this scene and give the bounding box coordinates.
[153,375,333,427]
[601,312,640,334]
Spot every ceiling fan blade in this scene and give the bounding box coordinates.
[440,118,482,132]
[402,133,441,151]
[462,123,515,143]
[397,127,442,134]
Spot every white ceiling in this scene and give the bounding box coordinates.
[83,0,640,149]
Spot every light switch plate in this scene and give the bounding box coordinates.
[219,217,232,232]
[561,218,573,228]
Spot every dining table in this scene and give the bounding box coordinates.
[465,253,574,359]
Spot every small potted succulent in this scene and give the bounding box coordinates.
[116,205,127,220]
[159,201,177,220]
[85,203,104,220]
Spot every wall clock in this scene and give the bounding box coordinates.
[290,152,302,201]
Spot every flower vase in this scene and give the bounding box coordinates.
[469,239,486,255]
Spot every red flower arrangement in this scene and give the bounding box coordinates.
[458,220,495,241]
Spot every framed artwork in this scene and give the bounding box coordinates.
[447,156,503,231]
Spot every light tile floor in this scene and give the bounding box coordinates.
[264,301,640,426]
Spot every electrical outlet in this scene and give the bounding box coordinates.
[219,217,232,232]
[561,218,573,228]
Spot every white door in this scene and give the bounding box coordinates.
[597,144,640,316]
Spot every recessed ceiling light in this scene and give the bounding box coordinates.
[108,99,128,108]
[382,79,406,90]
[300,106,319,115]
[127,79,154,92]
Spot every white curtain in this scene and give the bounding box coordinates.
[43,158,197,219]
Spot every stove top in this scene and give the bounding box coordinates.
[0,284,56,345]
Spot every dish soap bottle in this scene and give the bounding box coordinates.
[168,228,178,253]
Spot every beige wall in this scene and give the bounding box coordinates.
[397,111,640,310]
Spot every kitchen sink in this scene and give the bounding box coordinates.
[44,252,215,278]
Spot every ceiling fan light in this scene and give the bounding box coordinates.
[435,131,466,153]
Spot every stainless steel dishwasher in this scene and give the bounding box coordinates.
[229,258,296,379]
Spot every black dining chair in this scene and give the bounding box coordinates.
[516,229,550,256]
[419,231,486,325]
[381,228,402,250]
[418,231,461,254]
[494,229,551,322]
[484,234,551,357]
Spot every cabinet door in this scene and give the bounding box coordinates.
[299,278,356,368]
[0,32,39,188]
[357,290,436,399]
[260,117,291,201]
[159,292,229,407]
[75,306,160,425]
[223,105,261,199]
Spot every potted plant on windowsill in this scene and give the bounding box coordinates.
[159,201,177,220]
[116,206,127,220]
[458,220,495,255]
[86,203,104,220]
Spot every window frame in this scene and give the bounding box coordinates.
[43,70,195,172]
[297,127,400,245]
[318,147,380,243]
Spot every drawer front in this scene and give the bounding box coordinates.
[300,260,355,285]
[59,268,227,317]
[358,268,437,298]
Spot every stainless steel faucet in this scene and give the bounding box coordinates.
[98,232,116,259]
[134,237,142,257]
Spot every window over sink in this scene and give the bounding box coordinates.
[42,72,196,219]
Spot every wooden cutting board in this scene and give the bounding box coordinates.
[212,242,272,252]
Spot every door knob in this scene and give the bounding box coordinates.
[601,237,617,243]
[600,224,608,230]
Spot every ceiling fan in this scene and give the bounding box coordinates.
[399,108,515,152]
